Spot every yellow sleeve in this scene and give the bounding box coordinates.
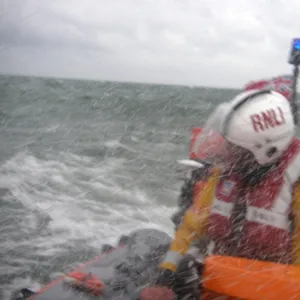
[159,168,219,272]
[292,182,300,265]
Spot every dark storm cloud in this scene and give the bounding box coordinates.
[0,0,300,87]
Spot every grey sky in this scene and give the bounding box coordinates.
[0,0,300,88]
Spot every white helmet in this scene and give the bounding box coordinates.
[193,89,295,166]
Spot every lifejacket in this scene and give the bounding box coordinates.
[243,75,293,101]
[206,139,300,263]
[160,139,300,273]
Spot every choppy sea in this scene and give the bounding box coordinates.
[0,74,238,298]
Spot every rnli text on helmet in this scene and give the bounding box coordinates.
[250,107,285,132]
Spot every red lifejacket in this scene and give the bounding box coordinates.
[243,75,293,101]
[205,139,300,263]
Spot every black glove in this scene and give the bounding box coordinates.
[175,254,203,299]
[155,268,176,288]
